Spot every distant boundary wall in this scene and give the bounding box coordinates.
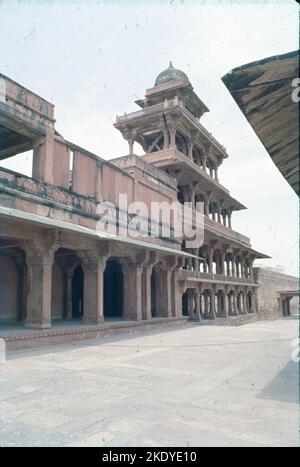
[254,267,299,320]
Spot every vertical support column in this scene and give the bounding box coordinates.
[226,257,230,276]
[231,256,236,277]
[210,288,216,319]
[25,241,56,329]
[123,261,143,321]
[220,252,225,275]
[195,292,201,321]
[243,290,248,313]
[203,193,209,217]
[199,286,204,318]
[171,258,184,318]
[123,128,136,156]
[162,128,169,149]
[252,288,258,313]
[249,257,254,281]
[228,209,232,229]
[187,290,193,320]
[236,258,240,277]
[208,248,213,274]
[203,291,209,318]
[169,127,177,149]
[217,203,222,224]
[223,290,229,317]
[161,266,173,318]
[81,255,107,325]
[187,137,193,160]
[212,203,216,221]
[214,164,219,181]
[232,289,238,315]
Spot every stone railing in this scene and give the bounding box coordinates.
[198,272,256,284]
[142,148,230,195]
[0,167,100,217]
[116,99,178,124]
[204,216,250,247]
[115,97,228,157]
[179,269,257,285]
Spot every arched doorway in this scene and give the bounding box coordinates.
[104,259,123,319]
[72,264,84,319]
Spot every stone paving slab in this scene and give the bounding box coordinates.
[0,319,299,447]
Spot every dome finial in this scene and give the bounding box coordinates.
[154,62,189,86]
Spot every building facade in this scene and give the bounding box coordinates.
[0,64,268,332]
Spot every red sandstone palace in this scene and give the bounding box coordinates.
[0,64,269,331]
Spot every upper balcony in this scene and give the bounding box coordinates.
[204,215,251,247]
[115,97,228,159]
[142,148,245,212]
[179,269,258,286]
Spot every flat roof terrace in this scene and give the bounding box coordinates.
[0,73,55,160]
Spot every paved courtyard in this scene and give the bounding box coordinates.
[0,319,299,447]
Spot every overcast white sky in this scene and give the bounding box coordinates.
[0,0,299,275]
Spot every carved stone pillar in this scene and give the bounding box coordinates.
[217,204,222,224]
[25,239,57,329]
[223,290,229,317]
[187,138,193,160]
[232,290,238,315]
[141,265,152,321]
[210,288,216,319]
[204,291,209,318]
[219,252,225,275]
[226,258,230,276]
[231,256,236,277]
[249,258,254,281]
[242,291,247,313]
[195,292,201,321]
[81,253,107,325]
[228,210,232,229]
[208,248,213,274]
[203,193,209,217]
[122,261,144,321]
[214,164,219,181]
[169,127,177,149]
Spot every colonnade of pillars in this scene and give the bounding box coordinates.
[183,247,255,281]
[183,286,256,321]
[177,184,232,229]
[20,241,183,330]
[124,118,220,183]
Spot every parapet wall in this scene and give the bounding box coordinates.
[254,267,299,320]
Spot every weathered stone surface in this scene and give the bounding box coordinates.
[0,320,298,447]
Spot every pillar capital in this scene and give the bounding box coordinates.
[24,233,58,262]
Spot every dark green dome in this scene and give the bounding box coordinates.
[155,62,189,86]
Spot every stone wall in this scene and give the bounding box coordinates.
[254,267,299,320]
